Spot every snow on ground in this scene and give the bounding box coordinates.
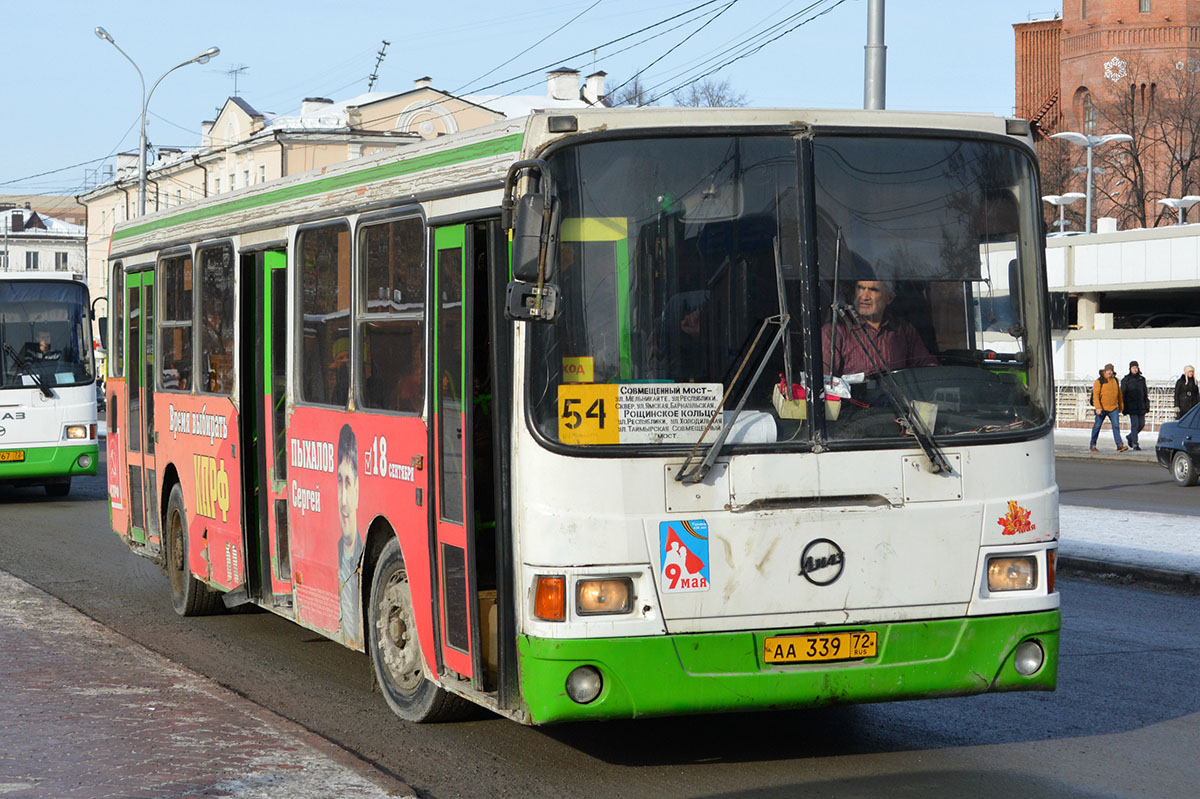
[1060,504,1200,575]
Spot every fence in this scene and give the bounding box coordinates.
[1054,380,1180,431]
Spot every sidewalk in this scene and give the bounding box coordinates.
[0,570,413,799]
[1053,426,1158,463]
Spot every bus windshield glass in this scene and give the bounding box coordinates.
[0,280,95,389]
[528,133,1051,450]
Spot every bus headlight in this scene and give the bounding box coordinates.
[64,425,89,440]
[576,577,634,615]
[987,556,1037,591]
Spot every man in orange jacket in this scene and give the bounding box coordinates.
[1090,363,1128,452]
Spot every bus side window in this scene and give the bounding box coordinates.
[160,254,194,391]
[358,217,425,414]
[198,244,235,395]
[298,222,352,407]
[112,262,124,379]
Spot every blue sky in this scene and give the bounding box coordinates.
[0,0,1053,198]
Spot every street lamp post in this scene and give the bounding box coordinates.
[1042,192,1087,233]
[1156,195,1200,225]
[1049,131,1133,234]
[94,27,219,217]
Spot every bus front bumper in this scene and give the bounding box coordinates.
[517,610,1060,724]
[0,443,99,483]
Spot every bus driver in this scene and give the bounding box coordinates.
[821,280,936,376]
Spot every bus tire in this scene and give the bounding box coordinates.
[45,479,71,497]
[165,483,222,616]
[369,538,471,722]
[1172,451,1200,486]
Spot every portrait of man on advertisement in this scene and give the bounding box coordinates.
[336,423,365,648]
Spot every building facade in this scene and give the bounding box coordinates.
[1,205,86,277]
[80,70,606,309]
[1015,1,1200,230]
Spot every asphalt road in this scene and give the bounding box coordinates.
[1,457,1197,798]
[1055,456,1200,516]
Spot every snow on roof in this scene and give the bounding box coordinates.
[262,91,402,133]
[1,208,84,237]
[462,92,592,119]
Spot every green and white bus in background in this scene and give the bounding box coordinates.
[0,273,100,496]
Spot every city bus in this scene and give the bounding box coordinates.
[106,107,1059,724]
[1,272,99,496]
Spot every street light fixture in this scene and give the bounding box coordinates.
[1042,192,1087,234]
[1049,131,1133,234]
[94,26,219,217]
[1156,195,1200,225]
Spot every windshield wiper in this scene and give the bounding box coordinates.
[4,343,54,398]
[674,312,788,485]
[833,304,952,474]
[676,237,793,485]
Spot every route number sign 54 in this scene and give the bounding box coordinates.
[558,385,619,445]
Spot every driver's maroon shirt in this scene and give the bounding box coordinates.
[821,315,936,376]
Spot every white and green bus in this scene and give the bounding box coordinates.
[0,273,99,496]
[107,107,1058,724]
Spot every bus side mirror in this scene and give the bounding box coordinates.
[511,193,560,282]
[98,316,109,350]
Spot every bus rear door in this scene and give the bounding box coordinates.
[124,268,161,554]
[237,249,293,610]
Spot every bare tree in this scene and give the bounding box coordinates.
[609,74,656,107]
[1089,57,1157,229]
[1084,55,1200,227]
[1036,136,1086,233]
[672,78,749,108]
[1147,60,1200,213]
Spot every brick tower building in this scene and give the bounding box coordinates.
[1016,1,1200,228]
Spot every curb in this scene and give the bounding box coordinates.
[1057,555,1200,594]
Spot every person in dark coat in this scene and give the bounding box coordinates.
[1175,365,1198,419]
[1121,361,1149,450]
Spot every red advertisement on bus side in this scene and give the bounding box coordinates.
[285,407,433,661]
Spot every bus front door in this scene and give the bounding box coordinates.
[432,224,481,686]
[125,268,160,555]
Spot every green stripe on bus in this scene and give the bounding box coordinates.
[113,133,524,242]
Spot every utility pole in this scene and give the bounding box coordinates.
[864,0,886,110]
[367,41,390,92]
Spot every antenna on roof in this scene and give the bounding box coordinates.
[225,64,249,96]
[367,40,390,92]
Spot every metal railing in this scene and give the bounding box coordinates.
[1054,380,1182,430]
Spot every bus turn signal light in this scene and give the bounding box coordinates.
[987,556,1037,592]
[534,575,566,621]
[576,578,633,615]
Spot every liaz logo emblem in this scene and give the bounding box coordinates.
[799,538,845,586]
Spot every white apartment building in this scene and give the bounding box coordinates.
[1,205,86,277]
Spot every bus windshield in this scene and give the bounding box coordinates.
[529,133,1051,449]
[0,280,95,389]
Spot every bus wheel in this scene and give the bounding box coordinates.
[165,483,222,616]
[369,538,471,722]
[45,479,71,497]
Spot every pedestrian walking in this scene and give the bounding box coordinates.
[1090,363,1128,452]
[1175,365,1198,419]
[1121,360,1149,450]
